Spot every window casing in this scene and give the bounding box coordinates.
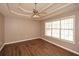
[45,16,75,43]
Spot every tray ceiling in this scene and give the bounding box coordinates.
[0,3,78,20]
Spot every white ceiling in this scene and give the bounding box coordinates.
[0,3,79,20]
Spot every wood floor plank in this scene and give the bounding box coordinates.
[0,39,78,56]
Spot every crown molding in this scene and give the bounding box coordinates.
[42,3,72,20]
[10,10,30,17]
[6,3,72,19]
[39,4,54,13]
[19,3,53,14]
[18,4,32,13]
[6,3,30,17]
[6,3,54,17]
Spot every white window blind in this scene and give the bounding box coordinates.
[61,17,74,42]
[52,21,60,38]
[45,16,75,43]
[45,22,52,36]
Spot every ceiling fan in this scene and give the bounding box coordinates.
[32,3,40,19]
[19,3,47,19]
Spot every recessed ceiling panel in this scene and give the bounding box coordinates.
[0,3,77,20]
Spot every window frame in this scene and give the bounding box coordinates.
[45,15,75,44]
[60,16,75,44]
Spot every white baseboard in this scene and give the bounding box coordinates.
[1,37,79,55]
[0,43,5,52]
[5,37,40,45]
[42,38,79,55]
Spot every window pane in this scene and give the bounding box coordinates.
[45,22,52,28]
[45,28,51,36]
[52,21,60,29]
[61,18,74,29]
[52,29,60,38]
[61,30,74,41]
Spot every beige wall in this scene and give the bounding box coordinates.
[5,16,41,43]
[41,8,79,53]
[0,13,4,48]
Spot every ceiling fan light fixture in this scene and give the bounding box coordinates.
[32,3,40,19]
[33,14,40,18]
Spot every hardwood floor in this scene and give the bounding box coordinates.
[0,39,78,56]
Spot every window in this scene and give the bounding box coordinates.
[45,22,52,36]
[61,17,74,42]
[52,21,60,38]
[45,16,75,43]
